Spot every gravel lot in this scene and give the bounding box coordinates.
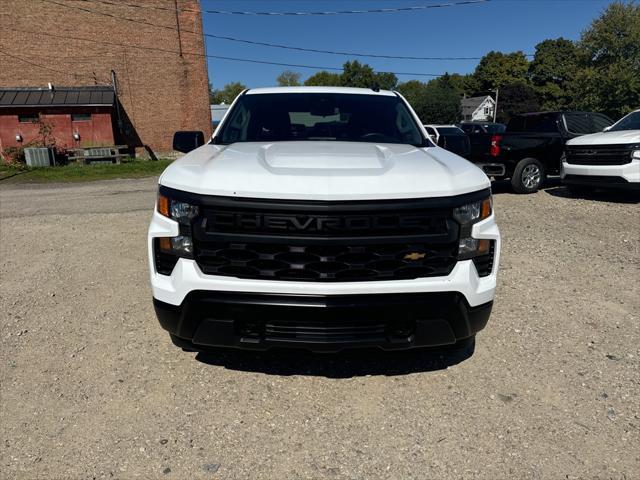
[1,177,639,479]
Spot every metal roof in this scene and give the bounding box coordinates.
[246,86,397,96]
[0,86,115,107]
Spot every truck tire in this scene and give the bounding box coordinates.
[511,158,545,194]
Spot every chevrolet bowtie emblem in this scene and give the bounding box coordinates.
[404,252,426,261]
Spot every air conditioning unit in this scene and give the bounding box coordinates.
[24,147,55,167]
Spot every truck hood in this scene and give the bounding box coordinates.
[567,130,640,146]
[159,141,489,201]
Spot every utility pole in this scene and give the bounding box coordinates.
[111,70,123,133]
[493,88,499,123]
[174,0,183,57]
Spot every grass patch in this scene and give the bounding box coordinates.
[0,158,173,184]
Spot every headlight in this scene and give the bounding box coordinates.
[155,192,199,272]
[453,197,491,224]
[157,193,199,225]
[632,150,640,160]
[454,196,492,260]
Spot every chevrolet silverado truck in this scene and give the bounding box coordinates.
[562,109,640,192]
[458,121,506,163]
[148,87,500,353]
[482,111,613,193]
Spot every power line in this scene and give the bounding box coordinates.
[71,0,491,16]
[2,27,444,77]
[48,0,514,60]
[204,33,534,60]
[0,49,110,84]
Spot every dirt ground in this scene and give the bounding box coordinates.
[1,177,638,480]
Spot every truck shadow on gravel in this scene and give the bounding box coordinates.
[544,185,640,204]
[194,342,474,378]
[492,178,639,203]
[490,177,563,195]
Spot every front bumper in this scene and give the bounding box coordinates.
[561,159,640,190]
[155,291,493,352]
[148,196,500,352]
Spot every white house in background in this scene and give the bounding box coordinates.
[211,104,230,128]
[461,95,496,122]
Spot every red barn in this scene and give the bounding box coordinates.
[0,86,117,152]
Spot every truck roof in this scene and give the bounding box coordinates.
[512,111,597,117]
[245,86,397,97]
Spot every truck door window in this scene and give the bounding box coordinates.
[506,117,526,131]
[564,113,594,134]
[523,114,558,133]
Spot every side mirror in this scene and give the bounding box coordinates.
[172,131,205,153]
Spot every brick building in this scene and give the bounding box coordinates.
[0,86,117,152]
[0,0,212,156]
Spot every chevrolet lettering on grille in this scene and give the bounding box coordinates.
[207,212,438,234]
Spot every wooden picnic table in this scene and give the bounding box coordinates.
[67,145,129,164]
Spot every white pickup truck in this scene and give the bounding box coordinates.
[562,109,640,192]
[148,87,500,353]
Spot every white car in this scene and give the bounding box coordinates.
[148,87,500,353]
[562,109,640,192]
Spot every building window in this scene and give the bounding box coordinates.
[18,114,39,123]
[71,113,92,122]
[484,107,490,115]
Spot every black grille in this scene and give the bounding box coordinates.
[565,145,633,165]
[472,241,495,277]
[160,185,491,283]
[264,319,397,343]
[195,242,458,281]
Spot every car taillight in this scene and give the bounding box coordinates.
[490,135,502,157]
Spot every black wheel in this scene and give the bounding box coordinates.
[511,158,545,194]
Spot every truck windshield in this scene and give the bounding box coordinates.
[609,111,640,132]
[485,124,506,134]
[217,93,425,147]
[507,114,558,133]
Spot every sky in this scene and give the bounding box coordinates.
[201,0,617,89]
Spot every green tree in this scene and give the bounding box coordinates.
[277,70,301,86]
[495,84,541,123]
[446,73,479,97]
[339,60,398,90]
[304,61,398,90]
[210,82,247,104]
[529,38,580,110]
[571,1,640,118]
[396,80,429,116]
[304,71,341,86]
[398,75,461,124]
[474,51,530,91]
